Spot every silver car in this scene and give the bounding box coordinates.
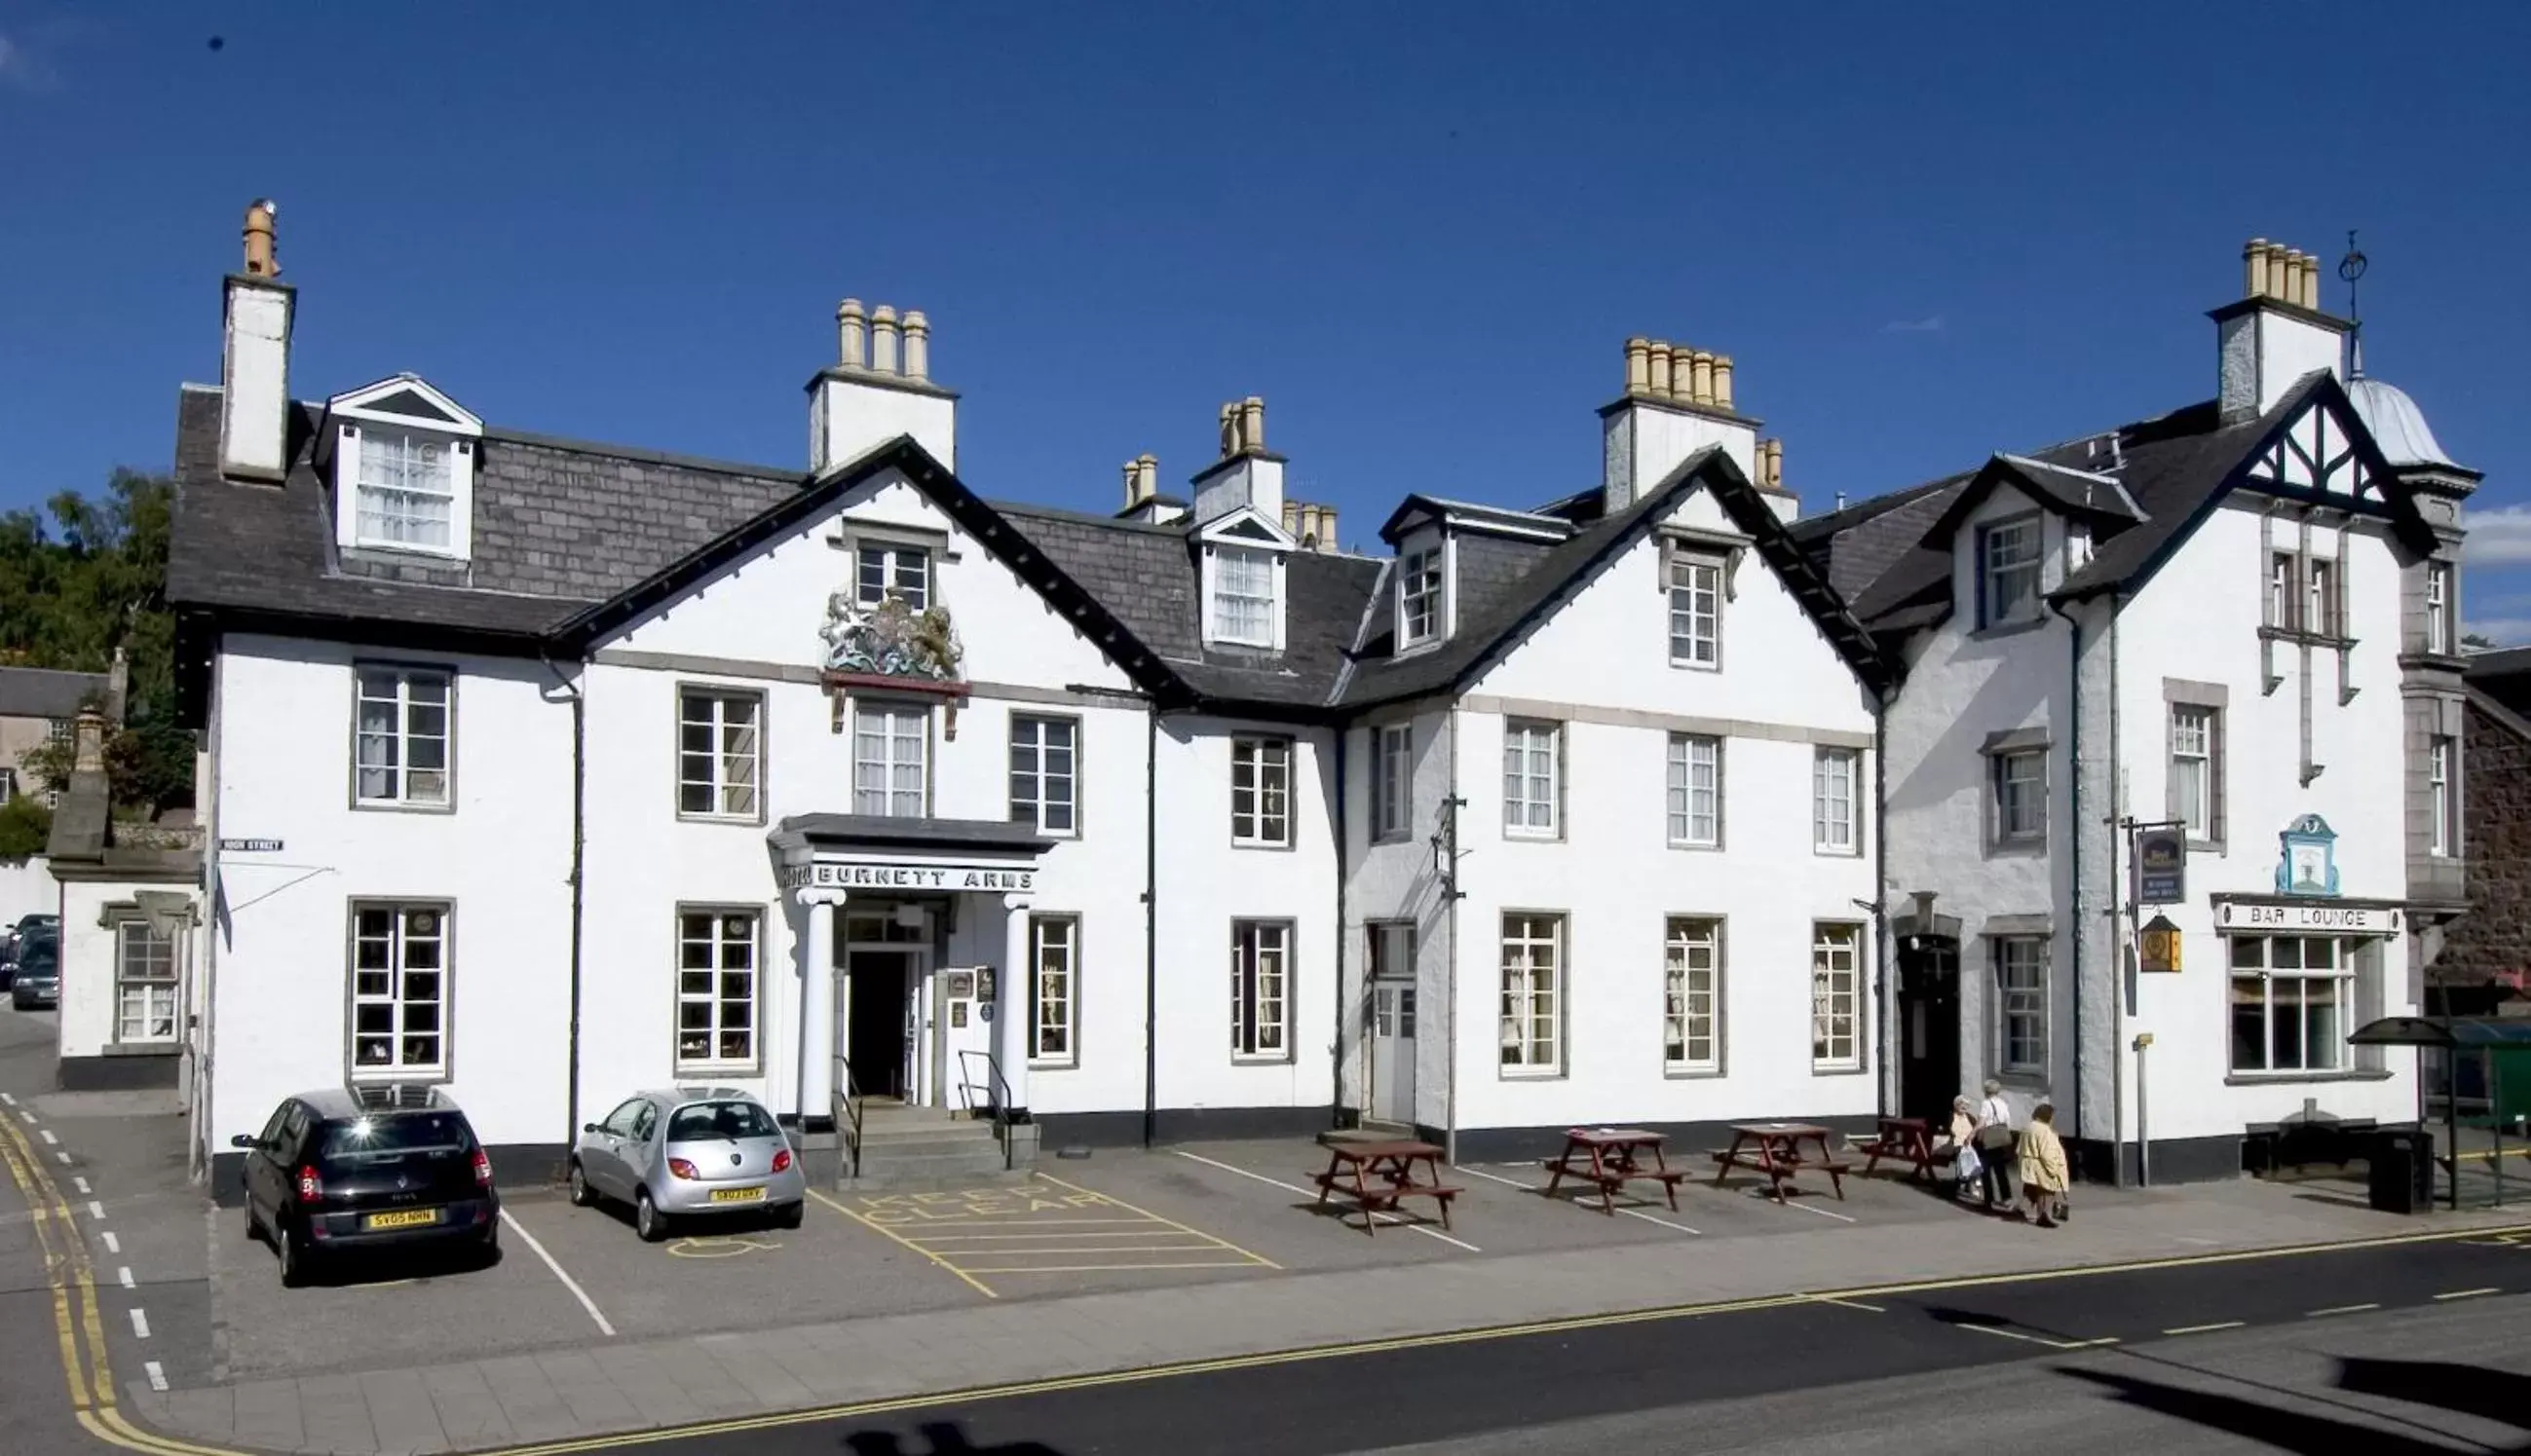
[568,1088,807,1241]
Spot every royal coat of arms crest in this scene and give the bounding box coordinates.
[819,592,963,683]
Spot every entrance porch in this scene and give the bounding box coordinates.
[769,813,1051,1178]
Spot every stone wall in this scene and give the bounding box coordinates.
[2438,697,2531,988]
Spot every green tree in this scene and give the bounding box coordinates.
[0,468,191,815]
[0,795,51,859]
[2463,632,2499,652]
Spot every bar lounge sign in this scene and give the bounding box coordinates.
[781,862,1037,893]
[2215,901,2399,933]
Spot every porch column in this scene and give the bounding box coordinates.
[798,888,848,1128]
[999,892,1032,1115]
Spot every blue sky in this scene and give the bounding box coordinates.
[6,4,2528,633]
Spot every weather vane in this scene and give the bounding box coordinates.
[2338,230,2368,378]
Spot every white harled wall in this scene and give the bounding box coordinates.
[205,635,576,1154]
[1445,488,1880,1142]
[1880,485,2078,1122]
[2108,498,2417,1142]
[1338,702,1454,1129]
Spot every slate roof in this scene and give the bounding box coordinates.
[1793,373,2361,638]
[0,667,111,722]
[2467,648,2531,724]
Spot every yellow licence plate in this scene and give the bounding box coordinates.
[364,1209,439,1231]
[708,1186,766,1205]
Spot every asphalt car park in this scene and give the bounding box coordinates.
[204,1134,1998,1385]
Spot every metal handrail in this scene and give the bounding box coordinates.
[956,1049,1016,1172]
[833,1054,865,1179]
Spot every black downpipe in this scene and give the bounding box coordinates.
[1142,704,1159,1148]
[1872,703,1892,1118]
[1332,725,1349,1125]
[543,659,588,1154]
[2049,600,2086,1146]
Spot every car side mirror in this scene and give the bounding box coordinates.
[229,1134,259,1150]
[582,1122,601,1135]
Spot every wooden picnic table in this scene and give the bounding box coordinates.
[1857,1115,1948,1182]
[1542,1128,1687,1214]
[1310,1139,1461,1235]
[1711,1121,1850,1204]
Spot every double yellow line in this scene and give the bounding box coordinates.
[0,1111,237,1456]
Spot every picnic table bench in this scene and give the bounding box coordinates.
[1310,1139,1461,1235]
[1857,1115,1957,1182]
[1710,1122,1851,1204]
[1542,1128,1687,1214]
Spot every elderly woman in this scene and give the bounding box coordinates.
[1974,1078,2018,1212]
[1942,1095,1983,1203]
[2017,1100,2071,1227]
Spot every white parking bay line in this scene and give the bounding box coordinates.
[1170,1149,1481,1252]
[54,1152,68,1166]
[39,1129,57,1145]
[129,1308,150,1339]
[1455,1164,1701,1235]
[143,1361,168,1392]
[87,1200,103,1219]
[1,1092,16,1105]
[18,1110,34,1124]
[1757,1190,1859,1223]
[118,1266,133,1288]
[72,1176,89,1194]
[100,1231,119,1254]
[501,1210,617,1337]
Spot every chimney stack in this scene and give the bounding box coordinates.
[837,299,868,369]
[1191,396,1286,525]
[219,199,294,483]
[1601,333,1760,513]
[2217,236,2347,422]
[808,296,958,473]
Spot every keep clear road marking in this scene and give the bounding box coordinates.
[1455,1164,1702,1236]
[1170,1149,1482,1253]
[809,1187,1001,1300]
[500,1210,617,1337]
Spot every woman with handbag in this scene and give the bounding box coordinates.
[1944,1095,1983,1204]
[1975,1078,2018,1213]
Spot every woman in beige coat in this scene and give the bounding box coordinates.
[2016,1100,2071,1228]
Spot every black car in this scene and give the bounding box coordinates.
[0,913,55,991]
[233,1085,500,1286]
[8,934,57,1009]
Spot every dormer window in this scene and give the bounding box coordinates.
[1209,546,1278,648]
[1976,515,2042,629]
[326,374,482,562]
[1398,546,1443,648]
[354,431,456,550]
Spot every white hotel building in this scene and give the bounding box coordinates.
[142,210,2471,1192]
[162,206,1889,1192]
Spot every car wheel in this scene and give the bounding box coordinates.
[634,1190,666,1243]
[775,1201,805,1230]
[567,1159,595,1208]
[278,1223,310,1288]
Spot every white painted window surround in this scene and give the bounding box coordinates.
[2430,735,2457,857]
[1664,917,1721,1073]
[1397,547,1443,648]
[677,688,762,820]
[2229,934,2361,1074]
[1229,920,1290,1061]
[1812,747,1860,854]
[1031,915,1077,1066]
[1231,735,1293,847]
[1991,749,2046,842]
[355,666,450,808]
[1668,554,1722,667]
[854,541,931,609]
[1994,936,2047,1075]
[1503,721,1562,838]
[1666,733,1721,847]
[852,701,927,816]
[1499,913,1563,1074]
[114,920,178,1044]
[353,431,456,551]
[675,909,758,1072]
[1978,516,2042,628]
[1210,546,1277,648]
[1371,724,1412,840]
[1009,715,1078,837]
[350,903,447,1078]
[1811,922,1862,1070]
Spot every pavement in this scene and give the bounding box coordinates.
[7,999,2531,1456]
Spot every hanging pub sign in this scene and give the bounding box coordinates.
[2133,825,2187,905]
[2137,914,2183,973]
